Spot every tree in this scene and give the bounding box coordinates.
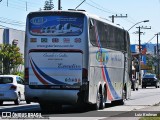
[0,44,23,74]
[44,0,54,10]
[146,54,156,74]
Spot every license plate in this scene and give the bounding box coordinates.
[147,83,151,85]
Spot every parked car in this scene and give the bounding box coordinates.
[142,74,160,88]
[131,76,139,91]
[0,75,26,105]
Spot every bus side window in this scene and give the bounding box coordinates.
[90,19,94,29]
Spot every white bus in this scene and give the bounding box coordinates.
[24,10,131,111]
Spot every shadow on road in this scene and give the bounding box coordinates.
[0,102,122,116]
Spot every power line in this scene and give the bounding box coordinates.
[88,0,118,14]
[80,0,159,36]
[0,24,24,31]
[75,0,86,10]
[146,35,156,43]
[0,0,44,11]
[0,16,25,28]
[85,1,116,14]
[17,0,43,5]
[0,20,25,26]
[82,0,146,29]
[109,14,127,23]
[0,17,24,24]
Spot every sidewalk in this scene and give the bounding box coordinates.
[101,104,160,120]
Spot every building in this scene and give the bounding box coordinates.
[131,44,153,83]
[0,28,25,73]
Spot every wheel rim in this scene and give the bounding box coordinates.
[101,89,107,109]
[97,93,100,109]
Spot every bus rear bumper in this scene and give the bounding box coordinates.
[25,85,79,104]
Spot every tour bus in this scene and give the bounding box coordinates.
[24,10,132,111]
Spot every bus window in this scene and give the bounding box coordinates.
[29,14,84,36]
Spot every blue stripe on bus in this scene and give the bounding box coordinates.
[103,66,121,100]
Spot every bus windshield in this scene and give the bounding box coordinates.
[29,13,84,36]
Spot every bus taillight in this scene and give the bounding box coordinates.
[25,68,29,84]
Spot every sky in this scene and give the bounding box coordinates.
[0,0,160,44]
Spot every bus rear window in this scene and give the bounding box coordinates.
[29,13,84,36]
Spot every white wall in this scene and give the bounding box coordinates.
[0,29,4,44]
[9,29,25,55]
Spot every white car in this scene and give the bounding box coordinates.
[0,75,26,105]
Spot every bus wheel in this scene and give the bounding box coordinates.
[100,88,106,109]
[93,92,100,110]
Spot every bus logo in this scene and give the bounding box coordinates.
[30,17,47,25]
[96,51,109,63]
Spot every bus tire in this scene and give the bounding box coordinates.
[100,88,106,109]
[93,92,100,110]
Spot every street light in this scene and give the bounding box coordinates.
[128,20,149,87]
[128,20,149,31]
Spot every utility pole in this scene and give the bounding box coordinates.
[155,33,160,78]
[58,0,61,10]
[137,26,142,86]
[26,1,27,11]
[109,14,127,23]
[137,26,151,86]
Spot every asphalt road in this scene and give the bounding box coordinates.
[0,86,160,120]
